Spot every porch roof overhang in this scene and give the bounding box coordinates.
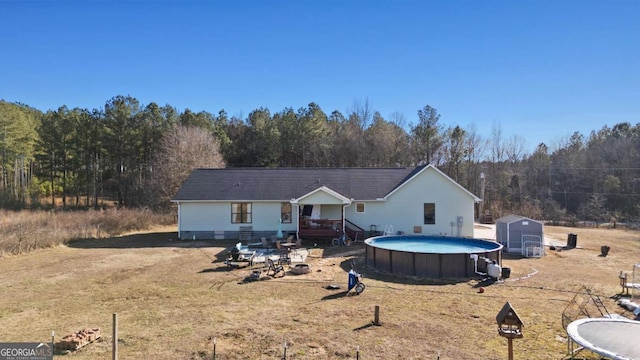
[291,186,352,205]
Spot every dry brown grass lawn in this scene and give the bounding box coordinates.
[0,224,638,359]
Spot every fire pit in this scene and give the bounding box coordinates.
[291,263,311,275]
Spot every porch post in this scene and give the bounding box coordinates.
[342,204,347,233]
[292,202,300,238]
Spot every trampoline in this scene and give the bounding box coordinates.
[566,318,640,360]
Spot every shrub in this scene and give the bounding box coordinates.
[0,209,175,256]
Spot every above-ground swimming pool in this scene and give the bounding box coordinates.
[365,235,503,278]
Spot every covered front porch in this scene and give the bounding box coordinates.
[292,186,350,239]
[298,218,370,241]
[299,218,343,239]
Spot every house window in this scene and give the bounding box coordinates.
[424,203,435,224]
[281,202,292,223]
[231,203,252,224]
[355,202,365,213]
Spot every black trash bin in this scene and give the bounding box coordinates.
[501,267,511,279]
[567,233,577,248]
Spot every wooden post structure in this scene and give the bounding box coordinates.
[112,313,118,360]
[374,305,381,326]
[282,341,287,360]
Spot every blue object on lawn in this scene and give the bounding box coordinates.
[348,269,358,291]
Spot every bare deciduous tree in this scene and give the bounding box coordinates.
[347,97,374,130]
[490,121,505,163]
[505,134,527,163]
[146,125,225,209]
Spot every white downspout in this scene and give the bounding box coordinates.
[177,202,181,239]
[343,200,353,234]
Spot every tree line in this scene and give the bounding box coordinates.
[1,96,638,224]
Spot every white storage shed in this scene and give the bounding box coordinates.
[496,214,545,257]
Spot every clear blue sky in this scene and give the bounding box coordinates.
[2,0,638,152]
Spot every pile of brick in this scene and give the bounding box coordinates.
[55,328,101,351]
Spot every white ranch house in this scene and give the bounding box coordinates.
[171,164,481,241]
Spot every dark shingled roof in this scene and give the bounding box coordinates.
[172,166,424,201]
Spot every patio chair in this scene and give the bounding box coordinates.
[292,237,302,255]
[266,258,284,277]
[261,237,269,248]
[278,251,291,266]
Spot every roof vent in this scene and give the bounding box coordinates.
[235,182,241,186]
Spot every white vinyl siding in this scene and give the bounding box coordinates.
[178,201,298,233]
[343,167,476,237]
